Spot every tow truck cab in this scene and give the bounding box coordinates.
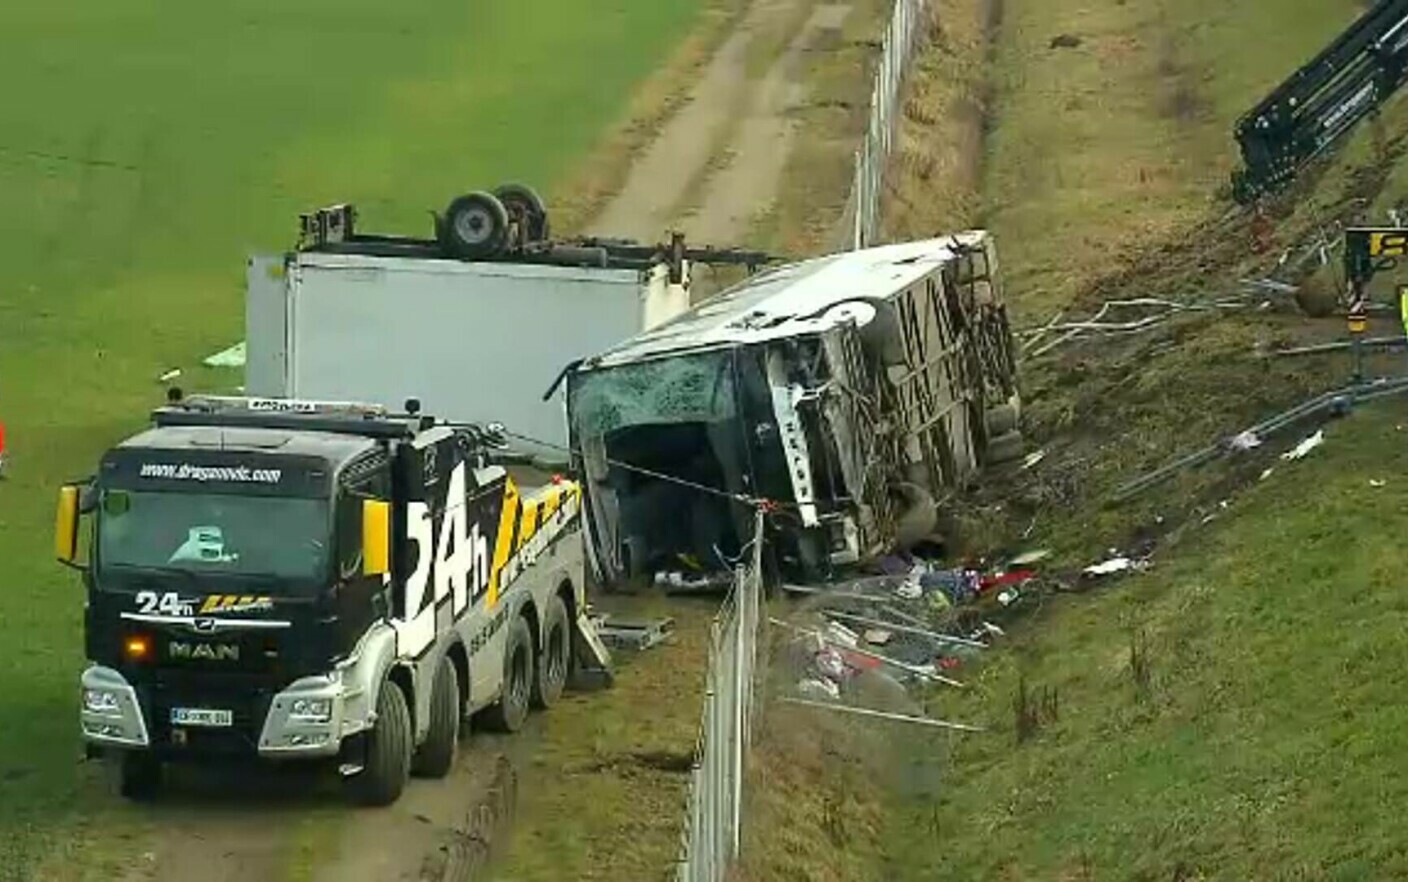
[56,395,593,804]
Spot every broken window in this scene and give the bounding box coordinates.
[569,349,738,439]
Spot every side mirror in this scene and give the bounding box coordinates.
[55,485,80,565]
[362,499,391,577]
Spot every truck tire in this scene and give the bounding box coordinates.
[411,654,460,779]
[442,191,510,260]
[494,182,550,244]
[119,752,162,802]
[986,430,1025,465]
[345,679,412,807]
[482,616,534,733]
[531,594,571,710]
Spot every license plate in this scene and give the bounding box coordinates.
[170,707,233,728]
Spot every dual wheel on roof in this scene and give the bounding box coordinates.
[437,183,551,261]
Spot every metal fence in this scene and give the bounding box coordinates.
[675,509,766,882]
[675,2,931,873]
[844,0,929,250]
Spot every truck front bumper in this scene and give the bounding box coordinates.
[79,666,371,761]
[257,671,365,759]
[80,665,150,749]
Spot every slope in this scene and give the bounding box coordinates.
[739,0,1408,878]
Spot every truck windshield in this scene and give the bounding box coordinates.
[97,489,330,583]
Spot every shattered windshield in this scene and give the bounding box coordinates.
[569,350,737,437]
[96,489,330,584]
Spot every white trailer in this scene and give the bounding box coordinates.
[244,251,688,464]
[243,196,775,467]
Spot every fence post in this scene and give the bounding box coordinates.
[730,566,746,859]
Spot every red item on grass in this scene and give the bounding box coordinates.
[978,569,1036,592]
[840,650,882,671]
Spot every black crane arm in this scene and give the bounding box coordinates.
[1232,0,1408,205]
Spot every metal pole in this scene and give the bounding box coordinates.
[821,609,989,648]
[730,565,745,859]
[779,697,987,732]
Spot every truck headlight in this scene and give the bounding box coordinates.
[83,689,122,716]
[290,698,332,723]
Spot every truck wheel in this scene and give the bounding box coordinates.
[442,191,509,260]
[531,595,571,710]
[119,752,162,802]
[411,655,460,779]
[345,679,412,807]
[494,183,550,243]
[482,616,534,733]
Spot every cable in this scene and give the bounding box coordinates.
[498,427,788,512]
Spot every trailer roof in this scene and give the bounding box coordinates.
[578,232,990,369]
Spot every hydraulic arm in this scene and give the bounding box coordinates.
[1231,0,1408,205]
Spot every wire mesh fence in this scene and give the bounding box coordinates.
[675,509,766,882]
[845,0,928,250]
[675,2,931,874]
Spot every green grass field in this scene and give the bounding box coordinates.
[0,1,704,874]
[905,407,1408,879]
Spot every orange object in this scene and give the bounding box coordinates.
[123,634,152,663]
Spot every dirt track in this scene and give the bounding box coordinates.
[86,2,836,878]
[588,0,850,245]
[105,732,518,882]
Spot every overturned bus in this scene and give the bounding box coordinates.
[563,232,1023,588]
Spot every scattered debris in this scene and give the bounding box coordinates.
[863,628,892,646]
[1049,33,1082,49]
[1115,375,1408,501]
[1230,431,1263,451]
[590,615,676,651]
[1021,449,1047,470]
[1371,478,1387,488]
[1007,549,1052,566]
[1082,554,1151,580]
[653,570,732,594]
[1281,429,1325,461]
[1020,296,1251,358]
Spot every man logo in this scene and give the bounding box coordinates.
[169,641,240,662]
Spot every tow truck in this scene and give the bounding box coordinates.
[55,394,610,804]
